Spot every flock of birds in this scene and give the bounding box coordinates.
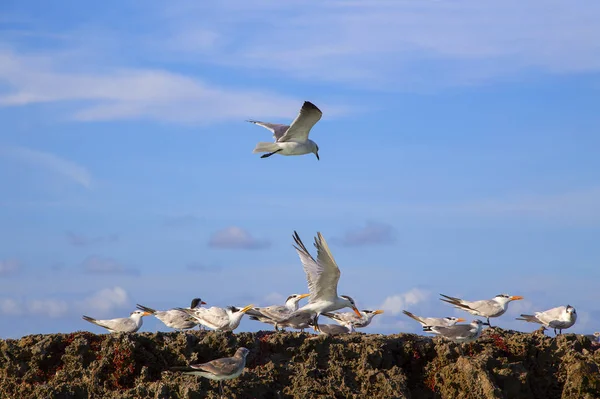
[79,101,598,396]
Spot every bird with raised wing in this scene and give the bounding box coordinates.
[322,309,384,329]
[424,319,484,344]
[246,293,310,331]
[136,297,206,331]
[178,305,253,332]
[280,231,361,332]
[82,309,151,333]
[171,347,250,397]
[249,101,322,160]
[402,310,465,329]
[516,305,577,335]
[440,293,523,326]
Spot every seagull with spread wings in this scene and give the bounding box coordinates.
[281,231,361,332]
[248,101,322,160]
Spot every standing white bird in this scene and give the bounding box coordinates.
[249,101,322,160]
[322,309,384,329]
[516,305,577,335]
[246,293,310,331]
[281,231,361,332]
[402,310,465,329]
[178,305,253,332]
[440,293,524,326]
[82,310,151,333]
[424,319,484,344]
[171,347,250,397]
[136,297,207,331]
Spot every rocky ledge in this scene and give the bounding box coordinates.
[0,328,599,398]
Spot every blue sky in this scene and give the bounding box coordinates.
[1,0,599,338]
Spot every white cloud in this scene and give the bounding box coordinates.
[0,298,22,315]
[380,288,429,316]
[0,49,306,123]
[80,286,130,315]
[153,1,600,88]
[0,145,92,189]
[208,226,270,250]
[0,259,21,276]
[28,299,69,318]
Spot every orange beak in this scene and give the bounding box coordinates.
[353,307,362,317]
[201,301,207,305]
[456,318,466,323]
[510,295,524,301]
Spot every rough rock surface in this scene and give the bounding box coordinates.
[0,328,599,398]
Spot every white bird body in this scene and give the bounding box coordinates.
[282,231,361,331]
[82,310,150,333]
[315,323,355,336]
[322,309,384,329]
[249,101,322,160]
[517,305,577,334]
[426,320,484,344]
[136,298,206,330]
[402,310,465,329]
[440,293,523,326]
[179,305,253,332]
[247,293,310,330]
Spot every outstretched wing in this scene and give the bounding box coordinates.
[278,102,322,143]
[292,231,340,303]
[246,120,290,141]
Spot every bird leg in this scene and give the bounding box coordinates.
[219,381,224,398]
[260,149,282,158]
[313,314,320,332]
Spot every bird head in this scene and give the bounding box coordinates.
[445,316,466,324]
[130,310,151,317]
[340,295,362,317]
[236,347,250,358]
[566,305,577,316]
[190,298,207,308]
[286,293,310,306]
[494,294,523,304]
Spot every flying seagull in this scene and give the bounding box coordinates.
[177,305,253,332]
[82,309,151,333]
[249,101,322,160]
[322,309,384,329]
[440,293,523,326]
[246,293,310,331]
[171,347,250,397]
[136,297,206,331]
[516,305,577,335]
[280,231,361,332]
[402,310,465,329]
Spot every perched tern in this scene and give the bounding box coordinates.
[282,231,361,332]
[313,323,355,336]
[516,305,577,335]
[424,319,484,344]
[178,305,253,332]
[402,310,465,329]
[246,293,310,331]
[82,309,150,333]
[440,293,524,326]
[583,332,600,345]
[249,101,322,160]
[136,298,206,331]
[322,309,384,329]
[172,347,250,397]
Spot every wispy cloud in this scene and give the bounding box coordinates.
[153,1,600,89]
[0,297,69,318]
[66,231,118,247]
[380,288,429,316]
[0,48,306,123]
[208,226,270,250]
[0,145,91,189]
[0,259,22,276]
[79,286,130,315]
[81,255,138,275]
[333,221,395,247]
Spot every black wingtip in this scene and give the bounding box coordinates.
[303,101,320,111]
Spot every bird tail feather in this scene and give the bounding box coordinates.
[253,142,279,154]
[516,314,542,324]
